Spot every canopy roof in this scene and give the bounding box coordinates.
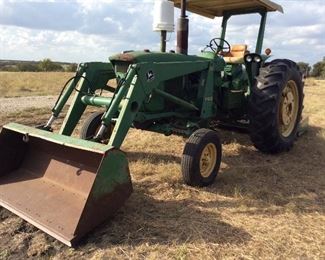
[172,0,283,18]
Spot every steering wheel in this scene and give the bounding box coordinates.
[208,38,231,54]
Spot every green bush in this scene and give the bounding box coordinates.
[38,58,64,72]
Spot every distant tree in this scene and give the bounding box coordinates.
[38,58,64,72]
[311,58,325,79]
[297,62,311,77]
[38,58,52,71]
[17,63,40,72]
[66,63,78,72]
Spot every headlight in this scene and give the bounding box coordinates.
[246,55,253,62]
[254,56,262,63]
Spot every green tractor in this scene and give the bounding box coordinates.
[0,0,304,246]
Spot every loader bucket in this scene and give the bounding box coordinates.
[0,123,132,247]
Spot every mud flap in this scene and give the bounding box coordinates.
[0,123,132,247]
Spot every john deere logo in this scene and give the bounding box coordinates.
[146,70,155,81]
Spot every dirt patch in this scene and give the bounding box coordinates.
[0,96,57,114]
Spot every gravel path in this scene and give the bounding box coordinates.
[0,96,58,114]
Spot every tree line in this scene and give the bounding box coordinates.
[0,58,78,72]
[1,57,325,78]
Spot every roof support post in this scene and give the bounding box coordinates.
[220,14,230,48]
[176,0,189,55]
[256,11,267,54]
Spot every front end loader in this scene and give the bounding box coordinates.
[0,0,305,246]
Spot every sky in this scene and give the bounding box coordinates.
[0,0,324,65]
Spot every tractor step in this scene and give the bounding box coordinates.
[0,123,132,246]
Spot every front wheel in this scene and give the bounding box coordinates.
[80,112,113,143]
[181,129,222,187]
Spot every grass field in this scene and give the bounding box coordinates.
[0,73,324,259]
[0,72,74,97]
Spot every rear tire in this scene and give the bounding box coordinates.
[248,59,304,153]
[181,129,222,187]
[80,112,112,142]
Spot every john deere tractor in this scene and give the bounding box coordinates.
[0,0,304,246]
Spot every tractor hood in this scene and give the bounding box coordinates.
[109,51,208,64]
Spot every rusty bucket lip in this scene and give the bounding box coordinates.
[0,199,75,246]
[3,123,113,155]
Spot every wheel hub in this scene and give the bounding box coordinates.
[200,143,217,178]
[279,80,299,137]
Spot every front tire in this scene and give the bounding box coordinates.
[80,112,113,142]
[248,59,304,153]
[181,129,222,187]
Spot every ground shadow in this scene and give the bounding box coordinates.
[78,125,324,249]
[211,125,325,213]
[80,186,251,249]
[127,151,181,164]
[125,125,325,216]
[0,182,252,257]
[215,125,252,146]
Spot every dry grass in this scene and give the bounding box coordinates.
[0,72,74,97]
[0,77,324,259]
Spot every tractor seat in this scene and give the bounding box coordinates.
[222,44,248,64]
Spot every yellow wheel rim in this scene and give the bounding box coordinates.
[200,143,217,178]
[279,80,299,138]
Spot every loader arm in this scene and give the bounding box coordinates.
[100,60,211,148]
[59,62,116,135]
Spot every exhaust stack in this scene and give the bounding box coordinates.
[176,0,188,55]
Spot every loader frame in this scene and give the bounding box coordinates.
[52,58,218,148]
